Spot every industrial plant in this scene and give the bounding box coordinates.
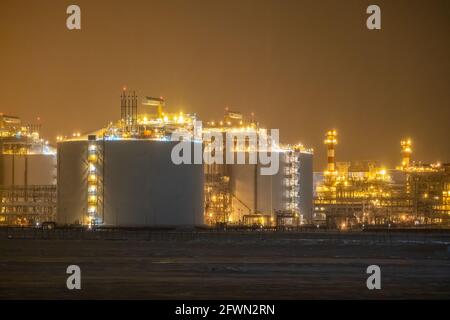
[1,92,449,229]
[0,113,56,225]
[313,130,450,229]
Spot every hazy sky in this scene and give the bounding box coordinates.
[1,0,449,170]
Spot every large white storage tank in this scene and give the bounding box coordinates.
[57,139,204,227]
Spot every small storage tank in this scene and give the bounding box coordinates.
[0,153,56,186]
[57,139,204,227]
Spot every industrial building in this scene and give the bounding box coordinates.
[4,100,449,230]
[54,92,314,228]
[313,130,450,228]
[203,111,313,227]
[2,92,314,228]
[10,94,450,230]
[0,114,57,225]
[56,91,204,227]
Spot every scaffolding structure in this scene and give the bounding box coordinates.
[204,162,232,225]
[203,111,257,226]
[85,136,105,226]
[283,150,300,212]
[0,185,56,225]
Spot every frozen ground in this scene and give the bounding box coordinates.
[0,230,449,299]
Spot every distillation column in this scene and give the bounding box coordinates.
[324,130,338,181]
[400,138,412,169]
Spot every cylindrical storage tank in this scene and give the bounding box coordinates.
[0,153,57,186]
[57,139,204,227]
[229,151,287,220]
[228,150,313,223]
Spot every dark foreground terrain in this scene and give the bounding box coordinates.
[0,229,449,299]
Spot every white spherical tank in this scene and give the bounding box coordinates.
[57,139,204,227]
